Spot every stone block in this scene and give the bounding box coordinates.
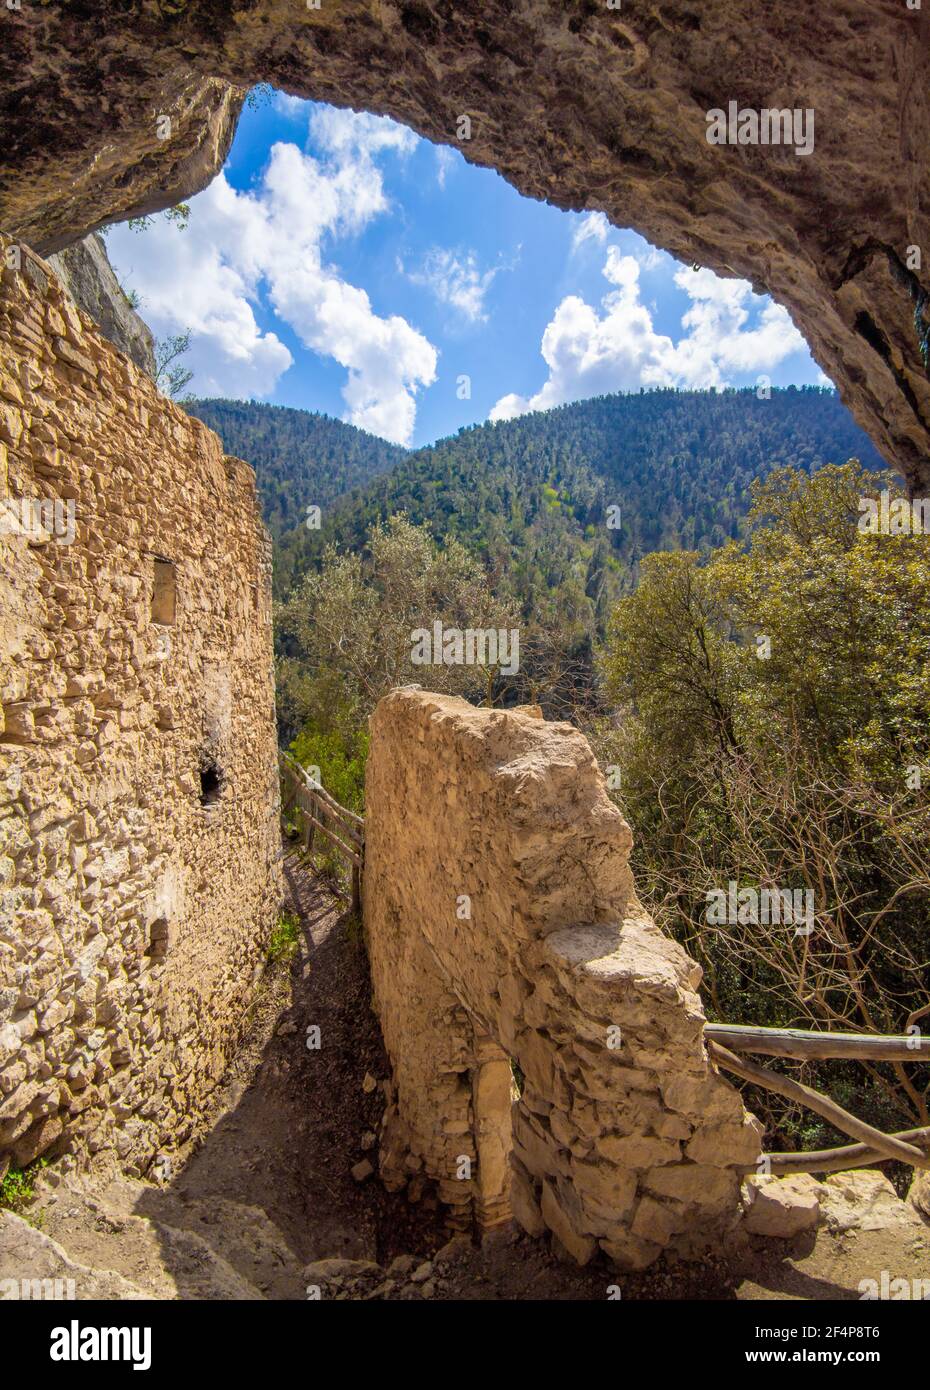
[743,1174,822,1238]
[540,1179,597,1266]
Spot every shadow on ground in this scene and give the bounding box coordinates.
[130,862,447,1297]
[122,863,926,1300]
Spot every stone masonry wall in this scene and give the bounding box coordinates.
[364,690,763,1270]
[0,235,282,1178]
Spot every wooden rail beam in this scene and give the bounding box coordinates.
[300,790,363,844]
[707,1040,930,1169]
[706,1021,930,1062]
[310,781,364,828]
[280,753,364,826]
[302,812,362,866]
[742,1125,930,1177]
[280,756,365,913]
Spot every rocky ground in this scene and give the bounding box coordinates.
[1,861,927,1301]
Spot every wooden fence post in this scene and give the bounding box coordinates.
[280,753,364,914]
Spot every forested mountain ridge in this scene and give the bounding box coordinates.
[187,387,884,614]
[267,386,883,614]
[185,397,406,542]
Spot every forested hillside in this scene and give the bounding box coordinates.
[270,386,883,615]
[185,398,405,543]
[188,387,883,615]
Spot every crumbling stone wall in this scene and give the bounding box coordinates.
[364,690,763,1270]
[0,235,282,1178]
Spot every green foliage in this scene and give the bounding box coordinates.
[196,386,881,724]
[276,513,518,740]
[285,385,882,617]
[184,399,405,596]
[0,1160,48,1216]
[289,722,369,815]
[603,461,930,787]
[600,463,930,1129]
[155,332,194,399]
[190,387,881,620]
[128,204,190,234]
[286,714,369,895]
[267,910,301,965]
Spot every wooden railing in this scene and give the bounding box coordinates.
[704,1021,930,1176]
[279,751,364,914]
[276,764,928,1176]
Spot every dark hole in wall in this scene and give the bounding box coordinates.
[199,759,223,806]
[854,310,891,364]
[146,917,169,960]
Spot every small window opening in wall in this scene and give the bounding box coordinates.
[199,757,223,807]
[151,557,176,626]
[146,918,169,961]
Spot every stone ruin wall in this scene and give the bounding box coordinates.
[0,235,282,1179]
[364,689,764,1270]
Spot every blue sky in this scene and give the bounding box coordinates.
[106,89,827,449]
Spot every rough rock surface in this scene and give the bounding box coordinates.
[2,3,930,490]
[819,1169,929,1235]
[47,235,156,379]
[743,1174,822,1238]
[0,235,282,1176]
[363,690,762,1270]
[743,1168,930,1243]
[1,60,243,260]
[0,1208,149,1301]
[910,1170,930,1222]
[0,1174,299,1300]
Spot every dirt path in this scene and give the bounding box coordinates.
[167,861,929,1300]
[162,859,447,1268]
[13,859,928,1301]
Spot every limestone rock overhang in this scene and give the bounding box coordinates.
[1,3,928,490]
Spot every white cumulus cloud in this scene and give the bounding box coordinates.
[490,249,808,421]
[106,107,435,445]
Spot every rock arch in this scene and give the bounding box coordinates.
[2,3,930,490]
[364,690,762,1268]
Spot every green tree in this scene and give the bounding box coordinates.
[155,332,194,399]
[128,203,191,234]
[599,463,930,1132]
[276,513,519,743]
